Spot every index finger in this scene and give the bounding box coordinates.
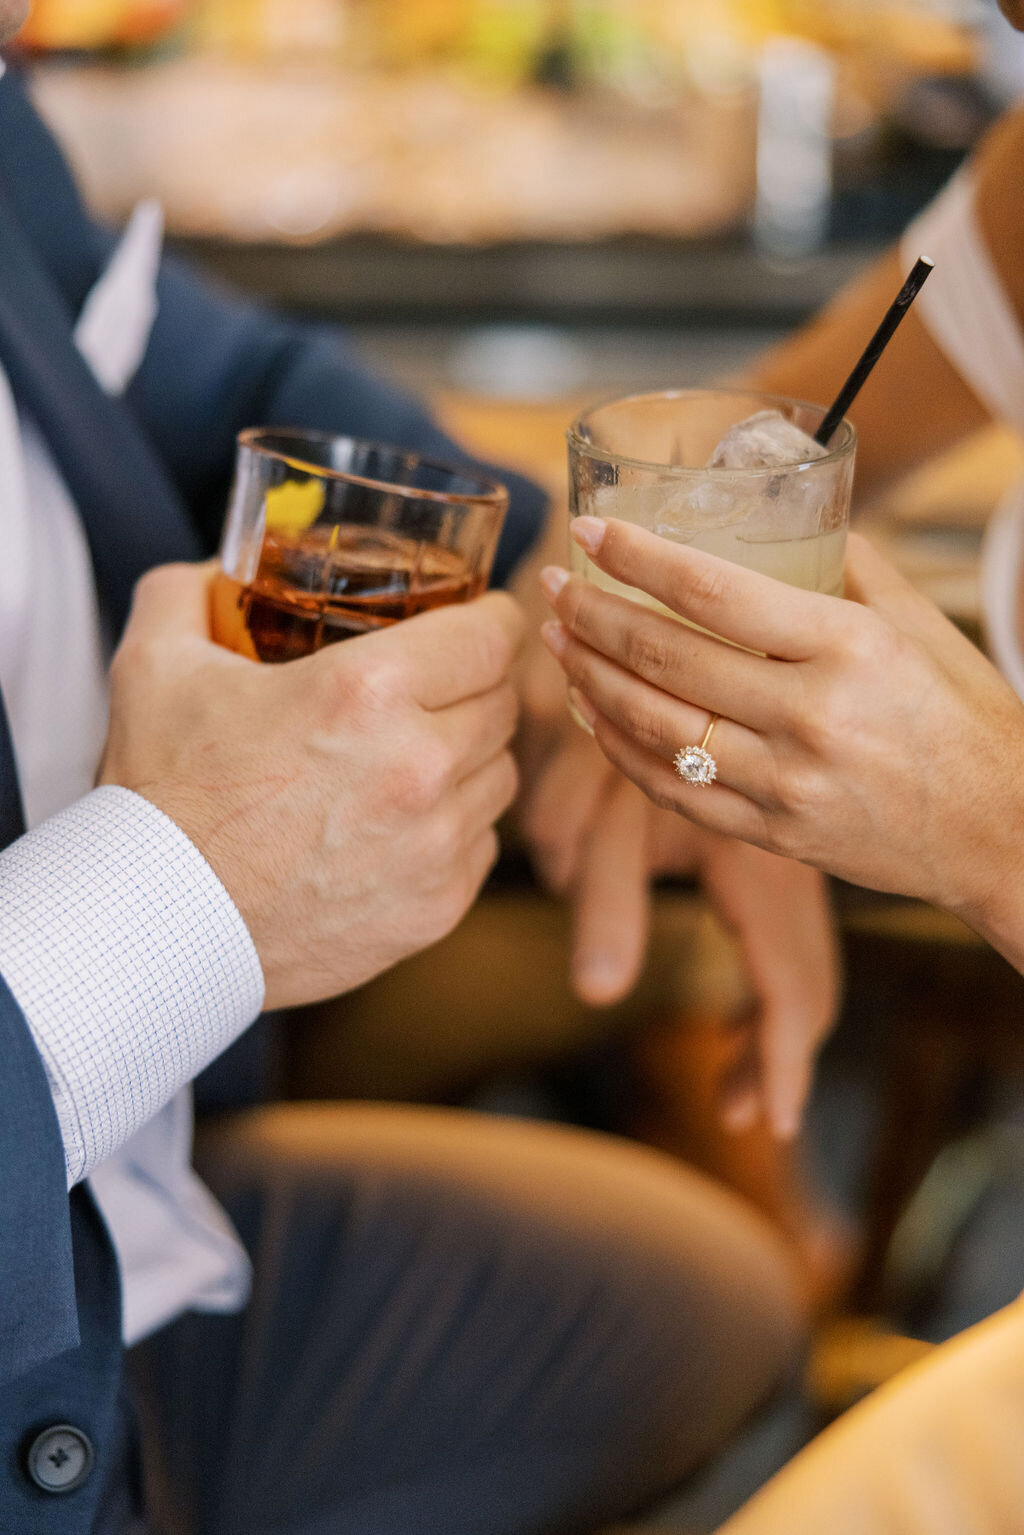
[127,559,219,643]
[571,516,842,661]
[571,776,651,1006]
[358,590,526,709]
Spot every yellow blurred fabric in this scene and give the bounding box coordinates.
[721,1297,1024,1534]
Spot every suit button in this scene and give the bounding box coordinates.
[26,1425,94,1493]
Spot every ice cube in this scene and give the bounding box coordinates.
[667,475,762,533]
[583,472,761,540]
[707,410,828,471]
[586,479,752,537]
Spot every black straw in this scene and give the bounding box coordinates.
[814,256,934,448]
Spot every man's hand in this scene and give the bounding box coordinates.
[520,680,839,1139]
[99,562,524,1010]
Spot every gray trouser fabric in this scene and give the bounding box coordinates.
[128,1104,800,1535]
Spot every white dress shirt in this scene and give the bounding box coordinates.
[0,133,264,1344]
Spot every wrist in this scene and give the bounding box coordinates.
[951,792,1024,975]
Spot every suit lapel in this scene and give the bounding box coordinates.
[0,181,203,637]
[0,693,24,848]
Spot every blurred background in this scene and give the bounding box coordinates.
[14,3,1024,1528]
[13,0,1024,404]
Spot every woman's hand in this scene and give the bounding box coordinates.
[538,518,1024,954]
[517,631,839,1137]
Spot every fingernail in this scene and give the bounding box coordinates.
[568,686,597,728]
[771,1103,801,1141]
[571,517,606,556]
[575,953,621,1005]
[539,565,570,604]
[540,620,567,658]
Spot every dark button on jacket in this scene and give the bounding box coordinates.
[26,1425,94,1494]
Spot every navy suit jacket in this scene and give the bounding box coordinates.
[0,67,546,1530]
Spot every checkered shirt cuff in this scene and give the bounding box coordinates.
[0,786,265,1186]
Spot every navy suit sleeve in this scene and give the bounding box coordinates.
[129,258,549,585]
[0,976,79,1385]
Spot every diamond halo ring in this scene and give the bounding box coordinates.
[674,715,719,787]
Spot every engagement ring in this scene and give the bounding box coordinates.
[674,716,719,786]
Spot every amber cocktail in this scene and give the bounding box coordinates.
[213,430,508,662]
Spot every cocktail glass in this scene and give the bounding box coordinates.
[566,387,856,726]
[213,428,508,663]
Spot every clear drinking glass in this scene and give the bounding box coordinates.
[568,388,856,596]
[566,388,856,726]
[212,428,508,663]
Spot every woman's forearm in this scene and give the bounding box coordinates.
[742,104,1024,502]
[745,248,989,503]
[955,784,1024,982]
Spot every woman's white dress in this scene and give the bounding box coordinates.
[717,158,1024,1535]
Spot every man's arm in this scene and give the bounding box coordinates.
[0,562,522,1191]
[0,786,266,1191]
[127,260,548,585]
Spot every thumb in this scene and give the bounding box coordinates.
[125,560,219,644]
[571,778,651,1006]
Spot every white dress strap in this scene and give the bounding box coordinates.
[900,168,1024,437]
[902,168,1024,700]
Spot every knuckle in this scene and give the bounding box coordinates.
[423,807,461,867]
[110,632,159,685]
[464,608,517,686]
[465,830,500,901]
[802,686,855,758]
[752,803,796,860]
[131,564,173,606]
[392,737,452,813]
[345,655,405,710]
[479,591,524,653]
[471,631,508,689]
[624,625,672,683]
[685,559,727,611]
[128,562,197,623]
[107,640,135,687]
[478,684,520,756]
[775,760,829,819]
[562,578,590,633]
[842,612,890,671]
[496,684,521,742]
[493,751,521,815]
[432,873,476,942]
[482,826,501,877]
[619,693,669,753]
[648,778,683,817]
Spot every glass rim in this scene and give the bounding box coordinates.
[567,387,857,478]
[237,427,509,511]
